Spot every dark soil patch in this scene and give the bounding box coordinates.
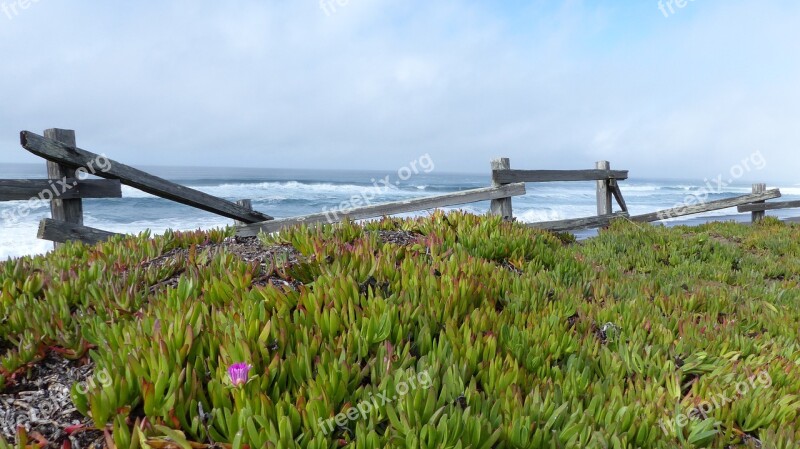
[217,236,302,266]
[591,321,620,344]
[707,233,742,246]
[0,338,13,360]
[499,260,523,274]
[374,230,422,246]
[140,236,303,292]
[0,353,102,448]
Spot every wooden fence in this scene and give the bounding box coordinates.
[239,157,635,236]
[1,128,799,248]
[483,158,632,232]
[8,129,270,246]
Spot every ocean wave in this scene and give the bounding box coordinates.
[514,206,602,224]
[121,181,438,201]
[780,187,800,196]
[620,185,662,192]
[0,215,232,260]
[0,211,54,259]
[120,185,156,198]
[216,180,366,191]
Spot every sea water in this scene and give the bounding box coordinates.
[2,164,799,259]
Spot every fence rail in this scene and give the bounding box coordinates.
[237,183,527,237]
[492,168,629,184]
[529,212,630,232]
[0,179,121,201]
[2,127,799,248]
[630,189,782,223]
[737,200,800,213]
[38,218,121,245]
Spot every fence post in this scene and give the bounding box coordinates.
[751,183,766,223]
[596,161,612,216]
[490,158,513,221]
[44,129,83,248]
[235,199,253,226]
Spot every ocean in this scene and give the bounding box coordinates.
[2,163,799,259]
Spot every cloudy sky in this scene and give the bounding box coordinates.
[1,0,798,182]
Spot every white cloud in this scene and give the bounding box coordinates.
[0,0,798,183]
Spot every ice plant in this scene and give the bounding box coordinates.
[227,363,251,387]
[5,213,800,447]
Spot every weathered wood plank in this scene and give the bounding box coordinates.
[493,169,628,184]
[20,131,272,223]
[38,218,121,245]
[44,129,83,251]
[596,161,612,215]
[0,179,122,201]
[609,179,628,212]
[237,183,527,237]
[489,158,513,221]
[528,212,630,232]
[737,200,800,212]
[750,183,766,223]
[630,189,782,223]
[234,199,253,226]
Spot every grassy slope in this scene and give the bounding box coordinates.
[1,212,799,449]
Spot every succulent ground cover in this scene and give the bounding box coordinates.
[1,212,799,449]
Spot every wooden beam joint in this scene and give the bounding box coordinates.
[38,218,120,245]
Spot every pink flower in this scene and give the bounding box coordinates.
[228,363,252,387]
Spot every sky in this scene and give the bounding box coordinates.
[0,0,798,183]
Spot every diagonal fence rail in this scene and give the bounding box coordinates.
[20,131,272,224]
[236,183,527,237]
[630,189,783,223]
